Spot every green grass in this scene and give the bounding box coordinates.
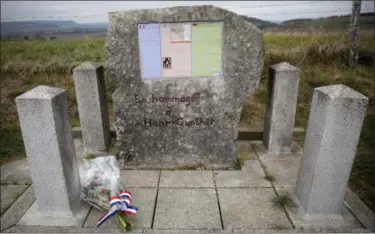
[85,153,96,159]
[0,31,374,211]
[0,127,25,165]
[234,157,244,170]
[272,193,296,210]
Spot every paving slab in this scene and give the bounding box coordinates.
[1,185,29,215]
[259,158,301,188]
[84,188,157,229]
[2,225,143,233]
[233,227,370,233]
[143,229,231,233]
[344,188,375,231]
[214,161,271,188]
[218,188,292,230]
[121,170,160,188]
[251,141,302,160]
[153,188,221,230]
[275,188,364,231]
[17,201,90,227]
[0,186,35,231]
[159,171,214,188]
[0,159,31,185]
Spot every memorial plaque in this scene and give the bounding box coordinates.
[192,22,223,77]
[138,21,223,79]
[160,23,192,78]
[107,5,263,169]
[138,23,163,79]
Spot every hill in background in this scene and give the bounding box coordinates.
[0,12,373,39]
[279,12,374,30]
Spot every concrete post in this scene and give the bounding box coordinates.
[263,62,300,156]
[295,84,368,219]
[15,85,89,226]
[73,62,110,153]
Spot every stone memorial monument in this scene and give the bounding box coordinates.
[106,5,263,169]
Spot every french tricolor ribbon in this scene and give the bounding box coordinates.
[97,191,138,227]
[119,191,138,216]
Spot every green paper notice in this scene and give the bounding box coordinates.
[192,22,223,77]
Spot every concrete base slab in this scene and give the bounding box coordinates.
[74,138,85,158]
[0,159,31,185]
[344,188,375,231]
[1,185,29,215]
[3,225,142,233]
[122,170,160,188]
[18,201,90,227]
[252,141,302,160]
[214,161,270,188]
[0,186,35,231]
[218,188,292,229]
[153,188,221,229]
[143,229,231,233]
[160,171,214,188]
[74,137,118,159]
[260,158,301,188]
[83,188,157,228]
[276,188,364,230]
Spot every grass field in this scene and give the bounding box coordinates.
[1,31,374,211]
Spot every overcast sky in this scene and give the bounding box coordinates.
[1,1,374,23]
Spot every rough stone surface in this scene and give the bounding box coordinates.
[107,5,263,169]
[0,185,28,215]
[214,161,270,188]
[121,170,160,187]
[218,188,292,229]
[15,85,89,226]
[153,188,221,229]
[159,171,214,188]
[277,188,363,230]
[84,188,157,229]
[0,159,31,185]
[295,85,368,217]
[73,62,110,152]
[263,62,300,157]
[0,186,35,231]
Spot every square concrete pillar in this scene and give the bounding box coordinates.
[295,84,368,219]
[263,62,300,156]
[15,85,89,226]
[73,62,110,153]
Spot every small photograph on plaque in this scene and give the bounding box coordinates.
[162,57,172,69]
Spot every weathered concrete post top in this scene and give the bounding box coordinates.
[73,62,110,153]
[15,85,88,226]
[295,84,368,220]
[106,5,263,169]
[263,62,300,156]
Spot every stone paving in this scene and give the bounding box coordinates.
[1,140,374,233]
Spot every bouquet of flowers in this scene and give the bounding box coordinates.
[79,156,138,231]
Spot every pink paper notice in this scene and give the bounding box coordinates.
[160,23,192,78]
